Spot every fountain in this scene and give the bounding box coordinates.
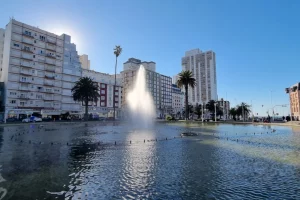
[126,65,155,128]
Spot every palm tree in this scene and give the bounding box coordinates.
[206,100,216,113]
[176,70,196,120]
[72,77,100,120]
[113,45,122,120]
[236,102,251,120]
[229,108,237,120]
[194,104,202,119]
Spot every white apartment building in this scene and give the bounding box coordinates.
[182,49,217,106]
[79,54,90,70]
[172,75,179,84]
[0,19,82,119]
[217,98,230,120]
[82,69,122,118]
[121,58,172,117]
[172,84,184,115]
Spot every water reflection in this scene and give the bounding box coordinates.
[0,123,299,199]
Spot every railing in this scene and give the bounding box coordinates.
[20,61,33,68]
[45,66,55,72]
[22,33,34,38]
[45,59,55,65]
[46,44,56,51]
[19,86,30,91]
[20,70,31,75]
[20,79,31,83]
[44,80,54,86]
[46,54,56,59]
[21,48,33,53]
[19,95,29,99]
[45,74,55,79]
[47,38,56,45]
[21,53,33,60]
[22,37,33,44]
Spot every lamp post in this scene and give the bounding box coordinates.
[202,101,204,122]
[214,102,217,122]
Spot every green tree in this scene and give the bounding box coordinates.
[176,70,196,120]
[236,102,251,120]
[72,77,100,120]
[229,108,237,120]
[113,45,122,120]
[194,104,202,119]
[206,100,216,113]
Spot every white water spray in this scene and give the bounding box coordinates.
[127,66,155,128]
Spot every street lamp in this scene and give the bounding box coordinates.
[214,102,217,122]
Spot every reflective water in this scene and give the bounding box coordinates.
[0,122,300,199]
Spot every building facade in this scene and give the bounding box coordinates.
[217,98,230,120]
[0,19,82,119]
[182,49,217,106]
[121,58,172,117]
[82,69,122,118]
[79,54,90,70]
[286,83,300,119]
[172,84,184,116]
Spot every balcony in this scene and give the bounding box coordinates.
[45,66,56,72]
[20,79,31,83]
[46,43,56,51]
[45,74,55,79]
[44,80,54,86]
[45,59,55,65]
[46,54,56,59]
[22,37,33,45]
[20,69,31,75]
[19,86,30,91]
[22,33,34,38]
[20,61,33,68]
[19,95,29,99]
[47,38,56,45]
[21,48,33,53]
[44,96,53,101]
[21,53,33,60]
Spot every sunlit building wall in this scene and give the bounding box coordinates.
[0,19,82,119]
[182,49,217,106]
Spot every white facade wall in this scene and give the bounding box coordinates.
[182,49,217,106]
[0,19,82,118]
[172,84,184,114]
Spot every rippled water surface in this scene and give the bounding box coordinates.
[0,122,300,199]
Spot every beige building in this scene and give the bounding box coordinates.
[79,54,90,70]
[286,83,300,119]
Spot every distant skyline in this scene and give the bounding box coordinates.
[1,0,300,116]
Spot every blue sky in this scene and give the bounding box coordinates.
[1,0,300,116]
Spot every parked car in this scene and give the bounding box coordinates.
[30,116,42,122]
[22,118,31,123]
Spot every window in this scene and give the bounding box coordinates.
[101,96,105,100]
[14,43,19,47]
[101,102,105,107]
[10,100,16,104]
[101,90,105,94]
[33,55,35,58]
[101,84,105,88]
[34,40,36,43]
